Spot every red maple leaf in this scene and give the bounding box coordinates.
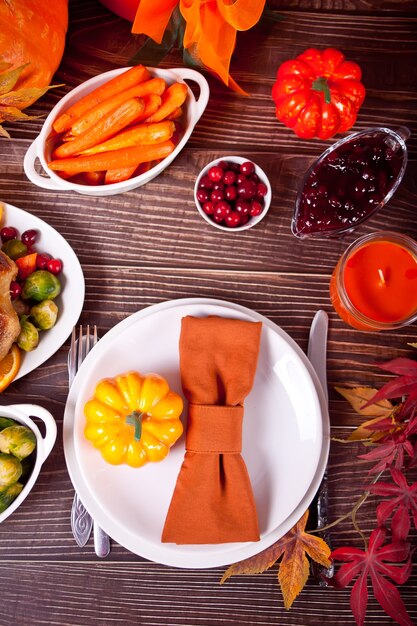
[368,467,417,540]
[358,417,416,474]
[331,527,412,626]
[363,358,417,419]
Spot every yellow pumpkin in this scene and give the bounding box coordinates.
[84,371,184,467]
[0,0,68,136]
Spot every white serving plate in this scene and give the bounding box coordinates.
[2,202,85,379]
[24,66,210,196]
[63,298,330,569]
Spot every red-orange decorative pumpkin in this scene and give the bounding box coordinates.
[0,0,68,135]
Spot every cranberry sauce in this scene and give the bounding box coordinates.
[292,130,405,238]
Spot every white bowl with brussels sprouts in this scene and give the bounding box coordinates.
[0,404,56,523]
[1,202,85,380]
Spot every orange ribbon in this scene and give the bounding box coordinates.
[132,0,266,93]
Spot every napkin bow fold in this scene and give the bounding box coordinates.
[162,315,262,544]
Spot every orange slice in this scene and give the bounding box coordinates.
[0,344,21,392]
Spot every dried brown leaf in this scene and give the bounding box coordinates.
[335,386,394,417]
[0,63,29,96]
[221,511,331,609]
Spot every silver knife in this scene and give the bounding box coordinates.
[307,310,334,584]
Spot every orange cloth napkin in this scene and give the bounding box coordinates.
[162,315,262,544]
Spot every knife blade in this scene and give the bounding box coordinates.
[307,310,334,584]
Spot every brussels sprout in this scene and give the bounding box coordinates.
[0,417,16,431]
[0,482,23,513]
[0,425,36,460]
[21,270,61,302]
[0,453,22,486]
[30,299,58,330]
[17,318,39,352]
[1,239,28,260]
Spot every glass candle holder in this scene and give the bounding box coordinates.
[330,231,417,331]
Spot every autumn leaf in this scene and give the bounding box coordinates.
[335,387,396,442]
[368,467,417,540]
[0,63,28,95]
[331,527,412,626]
[221,510,331,609]
[358,415,417,474]
[408,343,417,349]
[361,359,417,419]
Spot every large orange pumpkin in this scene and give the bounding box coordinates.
[0,0,68,135]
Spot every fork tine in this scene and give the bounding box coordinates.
[85,324,90,357]
[77,325,83,373]
[92,325,98,347]
[69,326,77,386]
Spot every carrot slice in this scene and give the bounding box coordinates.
[52,65,151,134]
[48,141,175,174]
[80,121,175,156]
[145,83,188,123]
[53,98,144,159]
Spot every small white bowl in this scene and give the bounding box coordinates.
[194,156,272,232]
[24,66,210,196]
[0,404,57,524]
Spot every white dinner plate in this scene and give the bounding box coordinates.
[63,298,329,569]
[2,202,85,379]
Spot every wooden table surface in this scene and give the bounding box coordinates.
[1,1,417,624]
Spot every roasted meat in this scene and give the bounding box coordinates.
[0,251,20,361]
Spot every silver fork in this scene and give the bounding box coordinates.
[68,325,111,558]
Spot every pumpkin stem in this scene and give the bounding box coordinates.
[312,76,331,104]
[126,411,144,441]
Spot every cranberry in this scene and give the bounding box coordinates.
[237,180,257,200]
[46,258,63,274]
[202,201,215,215]
[239,215,250,226]
[1,226,18,242]
[235,200,250,215]
[236,173,247,185]
[223,170,236,186]
[36,253,51,270]
[210,189,224,203]
[240,161,255,176]
[250,174,260,184]
[256,182,268,198]
[216,160,229,170]
[21,229,38,247]
[208,166,224,182]
[213,214,224,224]
[225,185,237,201]
[212,182,225,191]
[9,281,21,300]
[225,212,241,228]
[214,201,231,219]
[250,201,263,217]
[199,175,213,190]
[197,189,209,203]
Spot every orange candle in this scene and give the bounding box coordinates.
[330,231,417,331]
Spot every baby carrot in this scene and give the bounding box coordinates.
[104,160,154,185]
[48,141,175,173]
[167,107,183,121]
[53,98,144,159]
[52,65,151,134]
[67,79,166,138]
[79,121,175,156]
[145,83,188,123]
[131,93,161,123]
